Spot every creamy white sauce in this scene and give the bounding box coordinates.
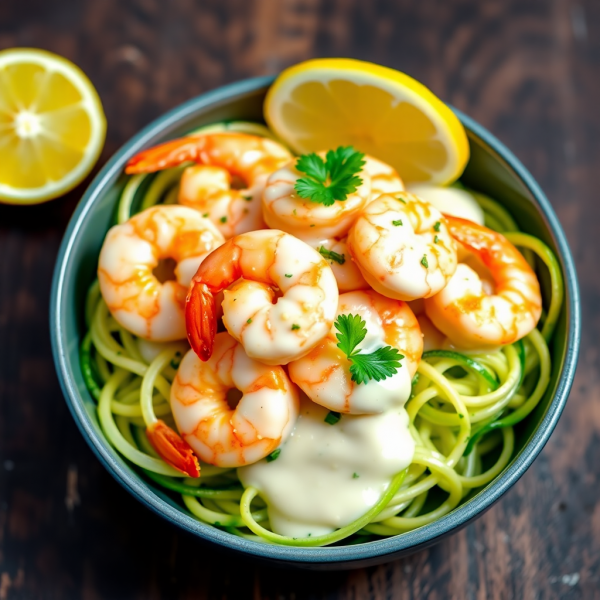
[408,184,485,225]
[238,396,415,537]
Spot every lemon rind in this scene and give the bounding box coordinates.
[265,58,469,185]
[0,48,106,204]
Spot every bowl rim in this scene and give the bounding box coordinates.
[50,75,581,565]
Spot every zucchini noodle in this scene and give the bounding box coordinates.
[80,122,562,546]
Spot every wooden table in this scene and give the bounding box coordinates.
[1,0,598,597]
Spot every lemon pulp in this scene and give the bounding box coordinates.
[265,58,469,185]
[0,48,106,204]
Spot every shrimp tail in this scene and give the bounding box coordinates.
[125,136,207,174]
[186,280,216,361]
[146,420,200,478]
[186,239,243,361]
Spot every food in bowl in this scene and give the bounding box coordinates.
[79,60,563,548]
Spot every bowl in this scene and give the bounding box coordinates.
[50,75,580,569]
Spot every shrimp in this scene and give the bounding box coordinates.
[364,156,405,198]
[347,192,458,301]
[262,154,371,239]
[310,237,368,293]
[300,156,404,292]
[424,216,542,349]
[125,132,292,238]
[171,332,300,467]
[98,205,224,341]
[289,290,422,414]
[416,314,447,351]
[186,229,339,365]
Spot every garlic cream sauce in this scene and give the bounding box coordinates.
[238,396,415,537]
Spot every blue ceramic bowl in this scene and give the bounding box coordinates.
[50,76,580,569]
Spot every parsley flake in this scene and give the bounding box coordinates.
[294,146,365,206]
[334,314,404,385]
[434,235,439,244]
[285,273,293,278]
[291,324,300,331]
[421,255,429,268]
[392,219,403,226]
[170,351,182,369]
[352,472,360,479]
[433,221,441,232]
[246,318,252,324]
[324,411,341,425]
[242,195,253,201]
[397,196,407,204]
[318,246,346,265]
[220,216,227,223]
[266,449,281,462]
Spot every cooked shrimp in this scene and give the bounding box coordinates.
[171,332,300,467]
[416,314,447,351]
[125,132,292,238]
[307,156,404,293]
[347,192,458,301]
[407,299,447,351]
[288,290,422,414]
[364,155,404,198]
[424,216,542,349]
[310,237,368,293]
[98,205,224,341]
[262,155,371,239]
[186,229,339,365]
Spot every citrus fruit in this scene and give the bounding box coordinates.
[0,48,106,204]
[264,58,469,185]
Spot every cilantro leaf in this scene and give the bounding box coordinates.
[348,346,404,385]
[295,146,365,206]
[296,153,327,181]
[334,313,404,385]
[295,178,337,206]
[334,313,367,357]
[318,246,346,265]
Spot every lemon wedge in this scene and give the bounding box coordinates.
[0,48,106,204]
[264,58,469,185]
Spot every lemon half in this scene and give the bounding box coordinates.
[264,58,469,185]
[0,48,106,204]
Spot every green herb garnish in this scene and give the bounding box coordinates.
[318,246,346,265]
[247,318,252,324]
[324,411,341,425]
[434,235,439,244]
[291,324,300,331]
[285,273,293,278]
[170,351,182,369]
[352,472,360,479]
[433,221,441,232]
[334,314,404,385]
[392,219,403,226]
[421,255,429,268]
[266,449,281,462]
[294,146,365,206]
[220,216,227,223]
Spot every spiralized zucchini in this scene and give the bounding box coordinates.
[80,122,559,546]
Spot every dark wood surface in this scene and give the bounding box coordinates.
[1,0,599,598]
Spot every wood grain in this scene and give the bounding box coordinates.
[1,0,599,598]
